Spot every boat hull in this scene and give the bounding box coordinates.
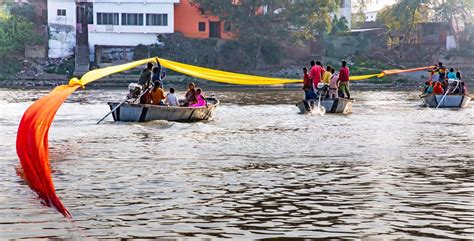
[420,94,471,108]
[108,98,219,122]
[296,98,354,114]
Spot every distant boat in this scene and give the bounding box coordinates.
[420,94,471,108]
[108,97,219,122]
[296,98,354,114]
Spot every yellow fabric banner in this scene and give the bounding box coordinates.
[66,56,434,87]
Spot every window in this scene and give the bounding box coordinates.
[224,21,231,32]
[97,12,119,25]
[146,14,168,26]
[122,13,144,26]
[198,22,206,32]
[57,9,66,16]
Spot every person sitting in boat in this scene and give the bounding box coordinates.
[425,81,434,94]
[329,68,339,99]
[422,80,432,94]
[166,88,180,107]
[191,88,207,107]
[433,82,444,95]
[461,82,468,94]
[150,81,166,105]
[447,68,456,79]
[184,83,198,106]
[456,68,462,80]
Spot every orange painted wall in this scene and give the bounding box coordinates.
[174,0,234,40]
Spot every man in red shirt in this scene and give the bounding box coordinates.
[337,60,351,99]
[309,60,324,91]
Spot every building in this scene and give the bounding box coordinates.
[352,0,396,22]
[47,0,179,66]
[338,0,352,29]
[174,0,233,39]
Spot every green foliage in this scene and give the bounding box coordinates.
[192,0,339,44]
[352,0,367,28]
[331,16,349,35]
[9,4,36,22]
[377,0,430,43]
[0,14,39,76]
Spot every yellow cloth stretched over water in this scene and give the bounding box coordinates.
[67,57,434,87]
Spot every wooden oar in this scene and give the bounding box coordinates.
[97,86,151,124]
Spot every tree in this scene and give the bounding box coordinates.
[284,0,339,44]
[377,0,430,46]
[352,0,367,28]
[191,0,340,67]
[433,0,474,48]
[0,13,39,76]
[331,16,349,34]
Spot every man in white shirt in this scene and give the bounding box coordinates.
[166,88,180,106]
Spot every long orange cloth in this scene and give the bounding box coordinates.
[16,85,79,218]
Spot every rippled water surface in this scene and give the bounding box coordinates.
[0,88,473,239]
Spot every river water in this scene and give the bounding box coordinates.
[0,88,473,239]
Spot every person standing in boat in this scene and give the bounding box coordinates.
[437,62,447,81]
[138,62,154,104]
[309,60,323,96]
[302,67,314,99]
[138,62,153,87]
[152,60,166,89]
[322,65,332,86]
[328,68,339,99]
[337,61,351,99]
[184,82,198,106]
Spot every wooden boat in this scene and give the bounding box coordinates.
[108,97,219,122]
[296,98,354,114]
[420,94,471,108]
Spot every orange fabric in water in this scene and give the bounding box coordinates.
[16,85,79,217]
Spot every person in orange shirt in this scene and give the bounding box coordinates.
[150,82,166,105]
[433,82,444,95]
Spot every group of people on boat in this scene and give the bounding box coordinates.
[422,62,468,95]
[303,60,351,100]
[133,62,207,107]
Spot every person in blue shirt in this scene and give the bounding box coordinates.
[447,68,456,79]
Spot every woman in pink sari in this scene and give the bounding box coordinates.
[191,88,207,107]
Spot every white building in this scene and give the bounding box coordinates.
[352,0,397,22]
[47,0,179,59]
[338,0,352,29]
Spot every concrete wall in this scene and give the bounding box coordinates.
[47,0,76,58]
[174,0,233,39]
